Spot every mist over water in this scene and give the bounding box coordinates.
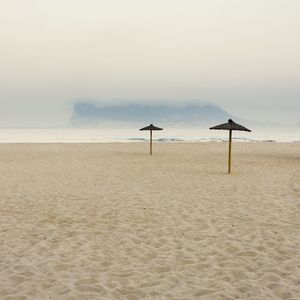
[0,125,298,143]
[1,1,300,127]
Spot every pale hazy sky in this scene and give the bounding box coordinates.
[0,0,299,126]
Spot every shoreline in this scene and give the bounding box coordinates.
[0,140,299,144]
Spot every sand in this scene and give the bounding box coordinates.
[0,142,299,300]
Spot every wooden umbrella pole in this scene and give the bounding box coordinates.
[150,130,153,155]
[228,129,232,174]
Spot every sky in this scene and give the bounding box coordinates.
[0,0,299,127]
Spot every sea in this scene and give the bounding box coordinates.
[0,125,298,143]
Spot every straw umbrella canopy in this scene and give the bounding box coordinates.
[140,124,163,155]
[210,119,251,173]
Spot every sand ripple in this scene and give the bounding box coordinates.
[0,143,299,299]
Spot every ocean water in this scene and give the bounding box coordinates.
[0,126,298,143]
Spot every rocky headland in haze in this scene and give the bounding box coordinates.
[70,102,232,126]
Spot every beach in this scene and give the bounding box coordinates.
[0,142,299,299]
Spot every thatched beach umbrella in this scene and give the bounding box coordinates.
[210,119,251,174]
[140,124,163,155]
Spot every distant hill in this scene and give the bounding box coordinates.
[70,102,232,126]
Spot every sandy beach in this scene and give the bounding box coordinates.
[0,142,299,300]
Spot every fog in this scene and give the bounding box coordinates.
[0,0,299,127]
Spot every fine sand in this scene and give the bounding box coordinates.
[0,142,299,300]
